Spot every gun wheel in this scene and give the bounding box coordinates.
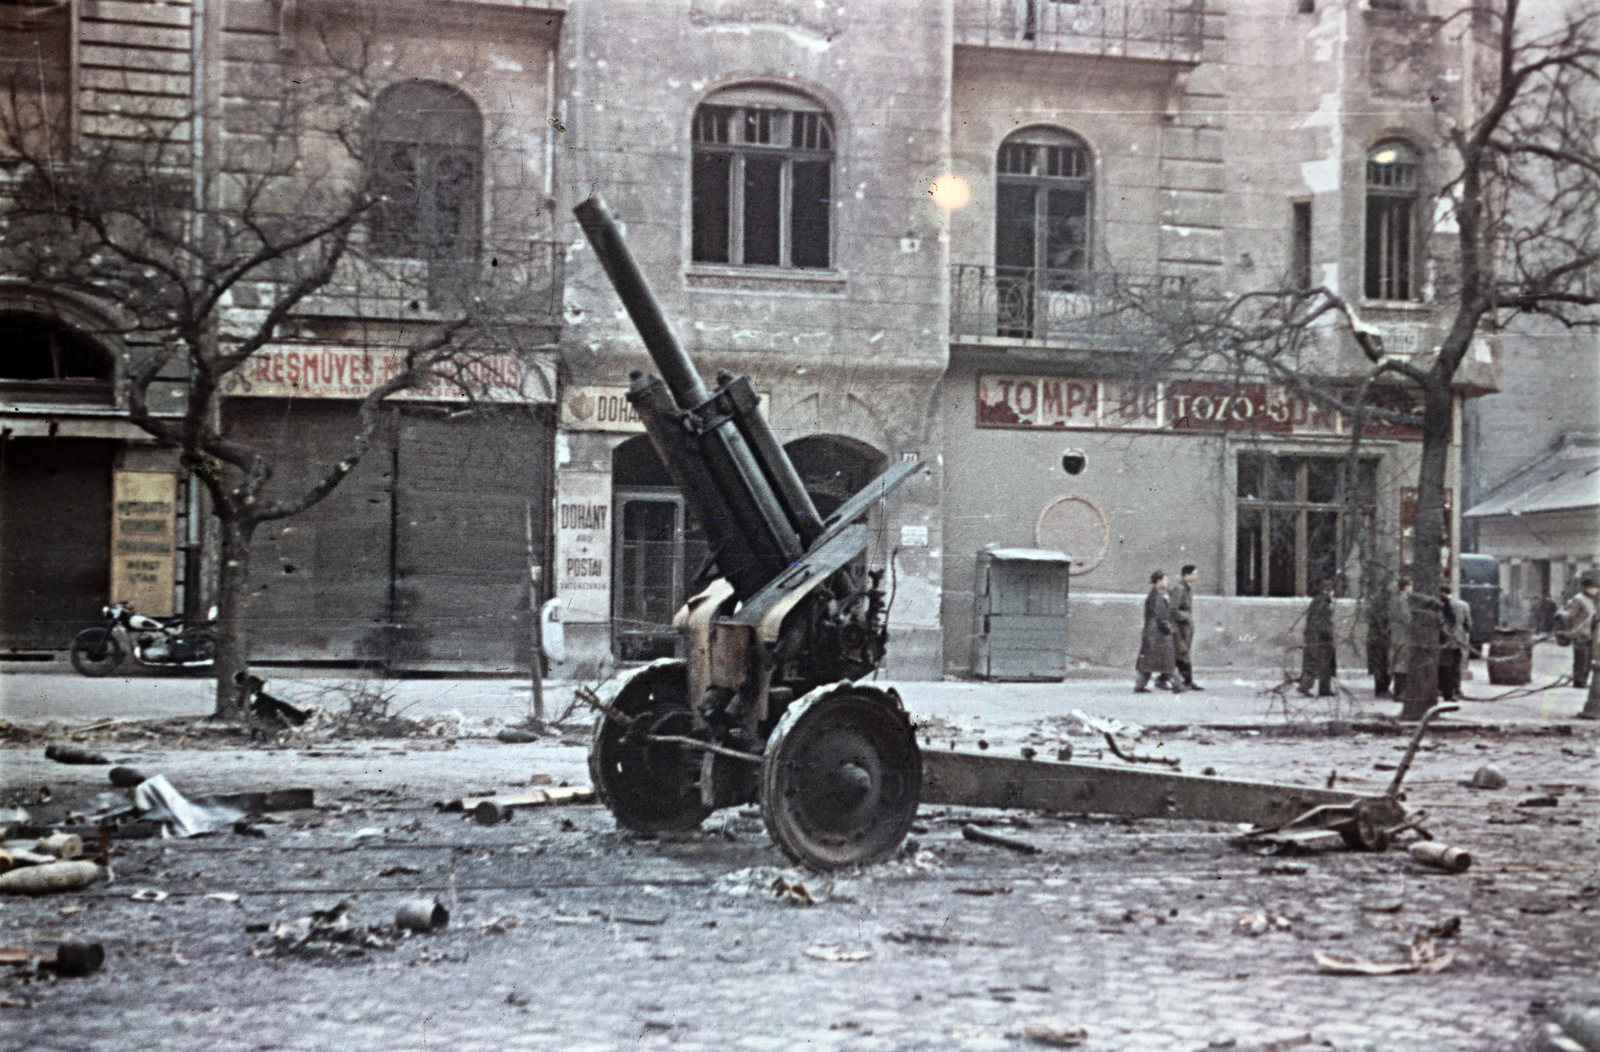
[760,687,921,871]
[588,662,713,833]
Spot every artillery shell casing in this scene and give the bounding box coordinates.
[35,833,84,859]
[0,861,101,894]
[395,898,450,932]
[1409,840,1471,872]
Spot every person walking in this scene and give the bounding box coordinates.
[1388,576,1413,700]
[1563,573,1599,689]
[1134,570,1182,694]
[1367,577,1393,697]
[1298,579,1337,697]
[1170,564,1202,691]
[1439,585,1472,701]
[1576,574,1600,719]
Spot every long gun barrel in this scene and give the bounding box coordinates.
[573,196,826,599]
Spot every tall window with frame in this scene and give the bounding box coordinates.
[1364,140,1419,301]
[0,1,71,160]
[994,127,1092,338]
[691,85,834,269]
[1236,451,1378,598]
[369,82,483,262]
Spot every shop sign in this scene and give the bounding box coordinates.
[554,471,612,623]
[110,471,176,615]
[976,375,1419,438]
[562,385,771,431]
[224,345,545,403]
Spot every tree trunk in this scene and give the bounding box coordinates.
[212,514,257,718]
[1398,380,1452,720]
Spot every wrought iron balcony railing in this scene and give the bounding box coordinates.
[954,0,1205,61]
[950,264,1189,346]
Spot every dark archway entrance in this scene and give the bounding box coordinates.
[0,313,119,650]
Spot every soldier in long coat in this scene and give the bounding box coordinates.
[1298,579,1337,696]
[1387,576,1414,699]
[1134,570,1181,693]
[1170,564,1201,690]
[1366,577,1393,697]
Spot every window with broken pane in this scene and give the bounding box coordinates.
[1364,140,1419,301]
[1235,451,1378,597]
[994,127,1093,337]
[0,1,71,160]
[691,86,833,269]
[369,82,483,261]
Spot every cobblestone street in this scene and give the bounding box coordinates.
[1,681,1595,1052]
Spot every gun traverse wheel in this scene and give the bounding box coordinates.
[588,662,713,833]
[760,687,921,871]
[69,628,123,677]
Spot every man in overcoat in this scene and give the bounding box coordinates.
[1387,576,1414,700]
[1134,570,1181,694]
[1565,573,1599,689]
[1298,579,1337,697]
[1170,565,1202,691]
[1439,585,1472,701]
[1367,577,1393,697]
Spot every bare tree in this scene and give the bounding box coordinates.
[0,30,547,717]
[1110,0,1600,717]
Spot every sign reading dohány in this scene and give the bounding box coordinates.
[554,471,612,623]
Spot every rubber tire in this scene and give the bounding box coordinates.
[69,628,123,677]
[588,662,713,834]
[760,686,921,871]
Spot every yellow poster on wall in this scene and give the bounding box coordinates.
[110,472,177,615]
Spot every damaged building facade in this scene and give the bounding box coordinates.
[1,0,1495,680]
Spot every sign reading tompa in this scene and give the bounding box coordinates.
[977,375,1418,438]
[224,345,540,402]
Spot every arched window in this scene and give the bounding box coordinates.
[996,127,1092,278]
[691,85,834,269]
[369,82,482,261]
[1364,140,1419,301]
[0,313,114,405]
[994,127,1092,338]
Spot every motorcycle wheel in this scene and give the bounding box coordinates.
[69,628,124,677]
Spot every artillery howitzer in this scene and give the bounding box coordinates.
[574,195,1447,872]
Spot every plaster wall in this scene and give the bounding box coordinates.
[551,0,953,679]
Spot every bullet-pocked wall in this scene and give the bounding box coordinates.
[938,352,1426,675]
[553,0,951,680]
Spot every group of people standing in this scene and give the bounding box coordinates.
[1564,571,1600,719]
[1134,566,1202,693]
[1354,575,1472,700]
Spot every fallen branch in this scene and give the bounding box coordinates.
[961,823,1040,855]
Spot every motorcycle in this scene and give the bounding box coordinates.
[69,604,217,677]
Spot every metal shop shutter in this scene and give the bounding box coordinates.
[392,405,551,670]
[0,438,113,649]
[229,400,392,662]
[972,547,1071,681]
